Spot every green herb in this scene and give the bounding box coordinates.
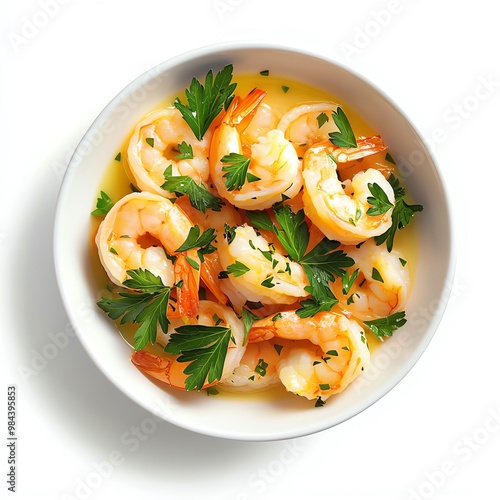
[162,165,223,213]
[399,258,407,267]
[185,256,200,270]
[165,324,232,391]
[261,276,275,288]
[273,344,283,355]
[241,307,260,345]
[145,137,155,148]
[385,152,395,164]
[364,311,407,340]
[281,85,289,93]
[319,383,330,390]
[326,350,338,356]
[329,107,357,148]
[317,113,329,128]
[374,174,423,252]
[175,225,216,261]
[175,141,193,159]
[247,205,354,317]
[114,152,121,162]
[221,152,257,191]
[260,70,269,76]
[255,358,268,377]
[96,269,170,351]
[366,183,394,216]
[206,387,219,396]
[315,397,326,407]
[226,261,251,277]
[174,64,237,140]
[371,267,384,283]
[91,191,114,216]
[342,268,359,295]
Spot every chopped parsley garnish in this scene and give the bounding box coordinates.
[317,112,329,128]
[162,165,223,213]
[281,85,290,93]
[255,359,268,377]
[175,141,193,159]
[96,269,170,351]
[145,137,155,148]
[241,307,260,345]
[342,268,359,295]
[221,152,260,191]
[114,152,121,162]
[91,191,114,216]
[175,225,217,262]
[260,70,269,76]
[226,260,251,277]
[165,324,232,391]
[374,174,423,252]
[328,107,357,148]
[364,311,407,339]
[371,267,384,283]
[246,204,354,317]
[174,64,237,140]
[366,183,394,216]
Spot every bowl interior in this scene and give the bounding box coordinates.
[54,43,454,441]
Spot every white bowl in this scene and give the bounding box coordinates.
[53,42,454,441]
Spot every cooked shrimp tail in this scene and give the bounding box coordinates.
[174,252,201,318]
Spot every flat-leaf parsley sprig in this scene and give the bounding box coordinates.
[164,324,232,391]
[97,269,171,351]
[162,165,223,213]
[174,64,237,141]
[246,204,354,317]
[374,174,423,252]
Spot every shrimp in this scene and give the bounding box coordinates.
[131,301,246,390]
[302,142,394,245]
[210,88,302,210]
[126,107,212,197]
[217,224,309,305]
[221,340,282,392]
[277,102,340,156]
[95,191,200,318]
[249,310,370,401]
[177,197,243,306]
[332,239,410,321]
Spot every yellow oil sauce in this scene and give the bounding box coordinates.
[90,71,420,397]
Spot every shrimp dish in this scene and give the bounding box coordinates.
[92,66,423,406]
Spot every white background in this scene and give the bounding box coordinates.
[2,1,500,499]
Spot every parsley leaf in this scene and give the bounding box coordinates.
[329,107,357,148]
[246,206,354,317]
[91,191,114,216]
[162,165,223,213]
[374,174,423,252]
[174,64,237,141]
[241,307,260,345]
[175,225,216,261]
[364,311,407,339]
[164,325,232,391]
[273,204,309,261]
[174,141,193,159]
[221,152,257,191]
[226,261,251,277]
[96,269,170,351]
[366,183,394,216]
